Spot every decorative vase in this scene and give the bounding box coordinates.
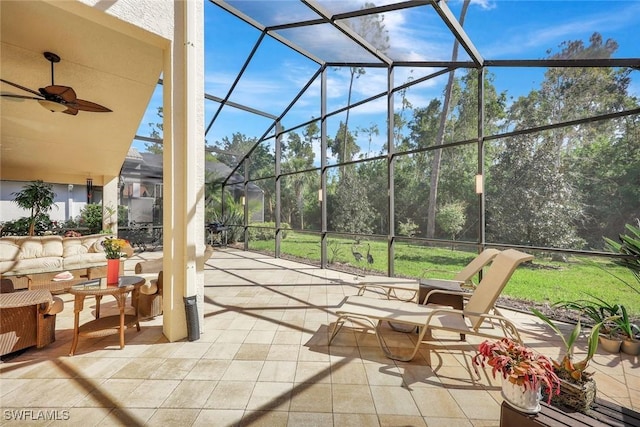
[621,339,640,356]
[599,335,622,353]
[106,258,120,285]
[501,379,541,414]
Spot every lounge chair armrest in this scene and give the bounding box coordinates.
[463,311,523,342]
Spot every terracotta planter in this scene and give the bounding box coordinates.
[106,258,120,285]
[621,339,640,356]
[599,335,622,353]
[501,380,541,414]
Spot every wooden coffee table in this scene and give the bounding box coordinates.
[68,275,145,356]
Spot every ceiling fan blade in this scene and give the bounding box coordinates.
[71,98,112,113]
[62,107,79,116]
[0,93,43,101]
[41,85,77,103]
[0,78,43,97]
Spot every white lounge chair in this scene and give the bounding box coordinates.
[328,249,534,362]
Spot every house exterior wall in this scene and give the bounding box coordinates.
[76,0,174,42]
[0,181,101,225]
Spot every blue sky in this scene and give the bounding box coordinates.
[134,0,640,159]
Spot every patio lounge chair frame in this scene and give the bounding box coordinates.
[328,249,534,362]
[356,248,501,302]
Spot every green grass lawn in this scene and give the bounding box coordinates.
[247,231,640,317]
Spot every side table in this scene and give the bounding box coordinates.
[68,275,145,356]
[500,399,640,427]
[418,279,466,340]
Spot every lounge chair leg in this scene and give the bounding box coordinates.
[328,316,346,345]
[373,320,428,362]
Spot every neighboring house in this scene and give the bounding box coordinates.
[120,148,265,225]
[0,148,265,228]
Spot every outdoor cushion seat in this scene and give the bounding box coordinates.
[328,249,534,362]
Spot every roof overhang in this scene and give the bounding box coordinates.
[0,0,164,186]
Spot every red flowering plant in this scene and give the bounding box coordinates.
[473,338,561,403]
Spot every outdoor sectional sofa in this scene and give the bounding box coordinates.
[0,234,131,291]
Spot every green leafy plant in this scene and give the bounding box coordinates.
[80,204,104,234]
[604,222,640,294]
[531,308,609,382]
[327,239,343,264]
[554,295,621,338]
[0,214,55,236]
[398,219,419,237]
[247,222,290,241]
[612,305,640,341]
[11,180,56,236]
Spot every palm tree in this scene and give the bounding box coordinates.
[11,180,56,236]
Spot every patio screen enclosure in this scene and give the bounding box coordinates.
[143,0,640,274]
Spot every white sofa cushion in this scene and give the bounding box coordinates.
[0,241,20,262]
[64,253,111,269]
[62,237,89,257]
[62,234,111,256]
[0,234,115,276]
[1,257,64,275]
[15,236,64,259]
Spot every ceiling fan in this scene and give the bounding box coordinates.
[0,51,112,115]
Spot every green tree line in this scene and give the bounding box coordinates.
[208,32,638,251]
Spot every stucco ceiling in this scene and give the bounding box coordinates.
[0,1,163,186]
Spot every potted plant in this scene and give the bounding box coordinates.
[473,338,560,414]
[531,309,610,413]
[554,296,623,353]
[101,237,128,284]
[612,305,640,355]
[11,180,56,236]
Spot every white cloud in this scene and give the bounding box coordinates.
[480,2,640,58]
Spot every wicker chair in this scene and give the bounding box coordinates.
[1,280,64,356]
[132,246,213,319]
[136,270,163,319]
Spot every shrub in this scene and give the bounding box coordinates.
[0,214,54,236]
[247,222,290,241]
[398,219,420,237]
[80,204,103,234]
[118,205,129,226]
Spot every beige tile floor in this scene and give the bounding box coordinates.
[1,248,638,426]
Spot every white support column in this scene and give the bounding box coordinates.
[102,177,119,234]
[162,0,205,341]
[67,184,74,221]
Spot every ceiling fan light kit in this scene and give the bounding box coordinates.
[38,99,68,113]
[0,51,112,115]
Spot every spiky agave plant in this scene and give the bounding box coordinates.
[531,308,610,382]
